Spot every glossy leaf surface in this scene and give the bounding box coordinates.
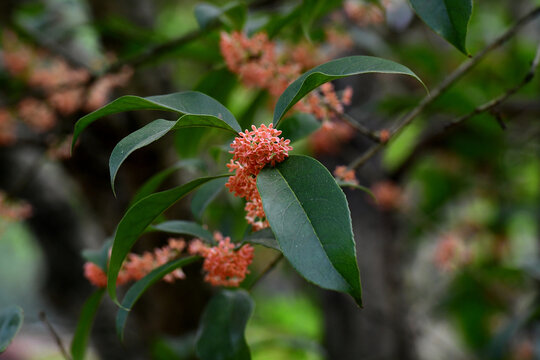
[116,256,200,341]
[71,289,105,360]
[190,177,228,221]
[107,175,229,304]
[73,91,240,150]
[257,155,362,306]
[409,0,472,54]
[273,56,424,126]
[196,290,254,360]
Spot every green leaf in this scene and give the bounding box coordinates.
[0,306,23,353]
[130,159,206,206]
[409,0,472,54]
[109,114,234,194]
[151,220,214,244]
[300,0,323,40]
[277,113,320,143]
[243,228,280,251]
[81,239,112,272]
[196,290,254,360]
[70,289,105,360]
[191,177,228,221]
[273,56,424,126]
[116,256,200,341]
[72,91,240,150]
[195,2,247,30]
[107,174,229,304]
[257,155,362,306]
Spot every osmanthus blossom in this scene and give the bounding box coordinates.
[189,232,254,287]
[334,165,359,185]
[226,123,292,230]
[220,29,356,155]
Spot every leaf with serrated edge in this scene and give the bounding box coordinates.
[257,155,362,306]
[273,56,424,126]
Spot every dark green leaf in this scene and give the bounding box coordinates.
[409,0,472,54]
[196,290,254,360]
[257,155,362,306]
[277,113,320,143]
[191,177,228,221]
[243,228,280,251]
[130,160,206,206]
[116,256,200,341]
[71,289,105,360]
[109,114,234,194]
[0,306,23,353]
[300,0,323,40]
[107,175,229,304]
[72,91,240,150]
[151,220,214,244]
[81,239,112,272]
[273,56,424,126]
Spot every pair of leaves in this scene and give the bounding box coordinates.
[0,306,23,353]
[410,0,473,55]
[71,91,240,194]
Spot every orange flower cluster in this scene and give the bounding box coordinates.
[0,191,32,222]
[189,232,254,287]
[226,124,292,230]
[83,237,187,288]
[433,233,471,272]
[0,30,132,144]
[220,30,356,154]
[344,0,385,26]
[371,180,403,210]
[334,165,358,185]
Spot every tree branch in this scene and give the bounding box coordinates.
[39,311,71,360]
[348,5,540,170]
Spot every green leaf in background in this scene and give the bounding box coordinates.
[196,290,254,360]
[276,113,320,143]
[150,220,214,244]
[195,2,247,30]
[191,177,228,221]
[72,91,240,150]
[116,256,200,341]
[0,306,23,353]
[109,115,234,194]
[129,159,206,206]
[409,0,472,54]
[300,0,323,40]
[70,289,105,360]
[107,175,229,305]
[273,56,424,126]
[257,155,362,306]
[81,239,112,272]
[243,228,280,251]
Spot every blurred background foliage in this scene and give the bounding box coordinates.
[1,0,540,359]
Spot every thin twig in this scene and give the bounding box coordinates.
[445,41,540,130]
[39,311,72,360]
[247,253,284,290]
[338,111,381,142]
[348,6,540,170]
